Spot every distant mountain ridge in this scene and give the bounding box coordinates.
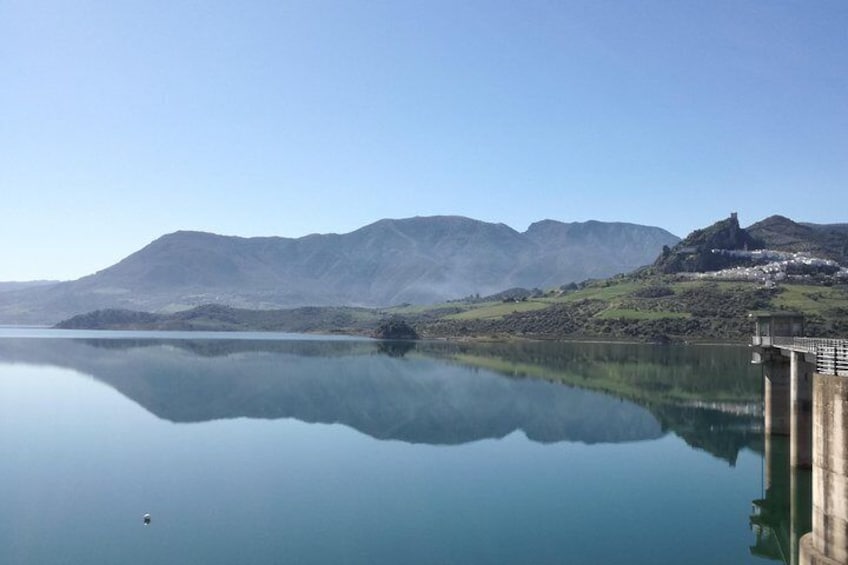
[0,280,60,293]
[0,215,678,324]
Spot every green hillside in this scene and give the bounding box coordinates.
[57,276,848,343]
[415,277,848,341]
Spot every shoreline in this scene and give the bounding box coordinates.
[19,323,751,347]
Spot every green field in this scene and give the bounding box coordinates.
[445,300,553,320]
[771,284,848,315]
[555,281,643,303]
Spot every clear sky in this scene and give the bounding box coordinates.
[2,1,847,281]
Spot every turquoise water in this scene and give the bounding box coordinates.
[0,331,783,564]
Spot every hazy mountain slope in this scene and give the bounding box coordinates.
[72,217,541,305]
[804,222,848,234]
[524,220,681,285]
[0,280,61,293]
[0,215,679,324]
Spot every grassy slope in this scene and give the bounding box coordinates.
[445,300,553,320]
[771,284,848,314]
[406,277,848,341]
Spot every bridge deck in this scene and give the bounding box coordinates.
[769,337,848,376]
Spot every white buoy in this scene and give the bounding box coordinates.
[143,513,151,526]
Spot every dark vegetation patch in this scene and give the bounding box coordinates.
[372,318,419,340]
[56,304,383,334]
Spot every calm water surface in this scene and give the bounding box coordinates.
[0,330,793,564]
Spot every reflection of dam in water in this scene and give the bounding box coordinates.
[750,435,812,564]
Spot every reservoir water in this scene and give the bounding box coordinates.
[0,330,795,564]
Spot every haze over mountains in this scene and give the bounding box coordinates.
[0,216,678,325]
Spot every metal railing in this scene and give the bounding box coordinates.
[770,337,848,376]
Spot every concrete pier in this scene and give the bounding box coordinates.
[799,374,848,565]
[765,349,792,436]
[754,313,805,438]
[791,351,815,468]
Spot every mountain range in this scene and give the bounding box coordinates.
[0,216,678,324]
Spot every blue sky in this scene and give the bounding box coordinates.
[2,1,846,281]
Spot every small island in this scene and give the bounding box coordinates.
[372,318,419,340]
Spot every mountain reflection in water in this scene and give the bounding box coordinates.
[0,336,761,460]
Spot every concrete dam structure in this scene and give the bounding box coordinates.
[752,314,848,564]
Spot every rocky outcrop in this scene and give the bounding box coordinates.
[654,213,763,273]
